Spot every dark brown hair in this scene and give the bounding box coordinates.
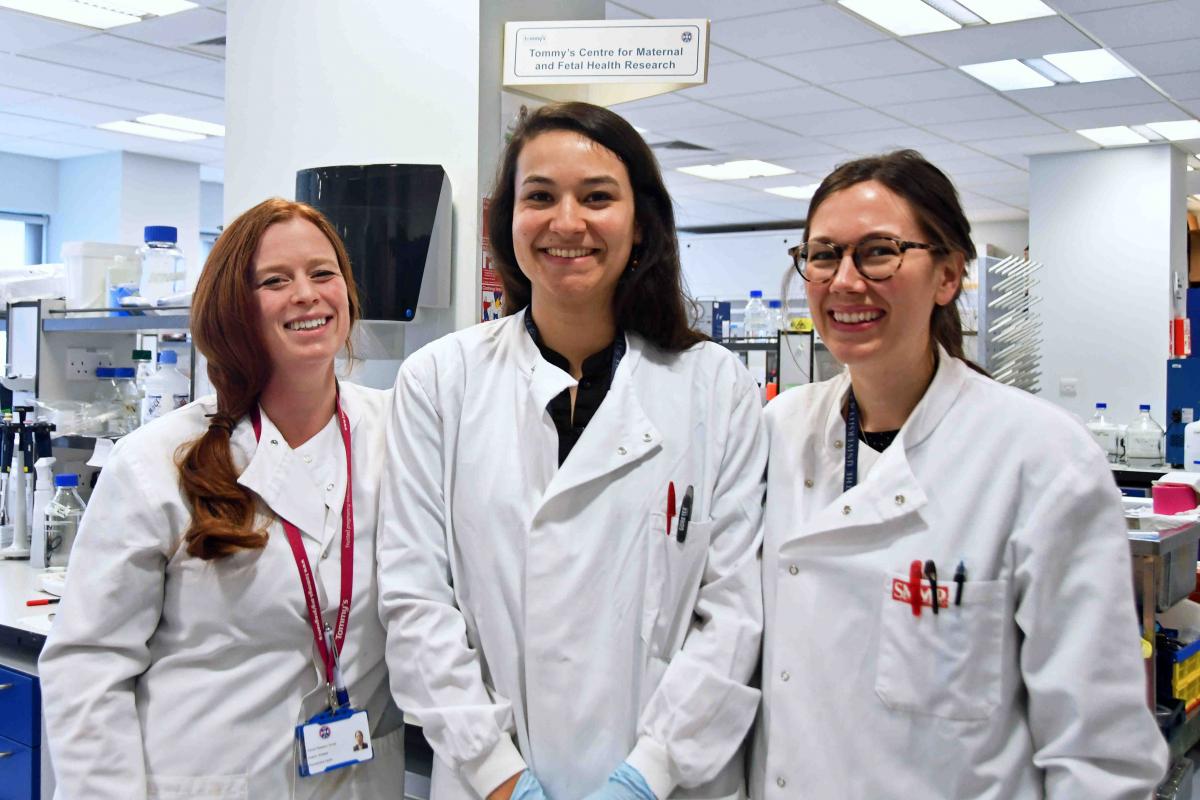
[179,198,361,560]
[487,101,704,352]
[807,149,985,374]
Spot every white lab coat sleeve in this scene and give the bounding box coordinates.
[1012,451,1168,799]
[377,356,526,798]
[628,368,766,798]
[38,444,171,800]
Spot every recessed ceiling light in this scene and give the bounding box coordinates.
[1129,124,1165,141]
[765,184,821,200]
[0,0,196,28]
[921,0,985,25]
[1022,57,1074,84]
[838,0,960,36]
[960,59,1053,91]
[1146,120,1200,141]
[955,0,1055,23]
[677,160,794,181]
[98,120,206,142]
[1042,49,1134,83]
[1077,126,1149,147]
[137,113,224,137]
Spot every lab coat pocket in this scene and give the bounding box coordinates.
[642,511,712,658]
[874,574,1007,721]
[146,773,249,799]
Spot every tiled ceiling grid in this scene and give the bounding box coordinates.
[0,0,1197,226]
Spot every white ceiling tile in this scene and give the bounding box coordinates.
[0,53,126,92]
[954,169,1029,188]
[606,2,645,20]
[708,45,741,65]
[679,58,804,100]
[728,174,826,191]
[967,207,1029,222]
[652,145,732,165]
[773,106,905,136]
[774,152,858,176]
[713,5,887,58]
[932,115,1064,141]
[704,85,858,117]
[110,8,226,47]
[610,92,688,112]
[678,122,844,161]
[1155,71,1200,101]
[0,9,93,53]
[1042,100,1186,129]
[830,69,992,105]
[913,141,995,161]
[618,99,743,130]
[150,63,224,97]
[22,34,214,79]
[879,93,1031,125]
[0,137,103,159]
[933,154,1024,174]
[906,16,1095,65]
[42,126,215,162]
[1182,99,1200,117]
[66,80,218,113]
[182,104,224,125]
[199,164,224,183]
[0,111,79,137]
[970,131,1100,155]
[616,0,819,20]
[814,126,950,153]
[765,40,942,85]
[0,85,50,110]
[7,95,138,125]
[1070,1,1198,46]
[1116,39,1200,76]
[1005,77,1163,111]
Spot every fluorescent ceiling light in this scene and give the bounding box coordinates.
[137,113,224,136]
[960,59,1053,91]
[765,184,821,200]
[1146,120,1200,141]
[677,160,793,181]
[1129,124,1165,141]
[0,0,138,28]
[1077,126,1148,146]
[921,0,985,25]
[97,0,197,14]
[955,0,1055,23]
[1022,57,1073,84]
[98,120,205,142]
[1043,49,1134,83]
[838,0,960,36]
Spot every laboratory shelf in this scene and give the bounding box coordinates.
[42,314,189,333]
[717,339,779,351]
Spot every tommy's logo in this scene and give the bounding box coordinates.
[319,726,331,739]
[892,578,948,609]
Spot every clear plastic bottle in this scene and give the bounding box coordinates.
[744,290,767,340]
[44,473,85,569]
[137,225,186,305]
[1126,404,1165,463]
[132,349,154,398]
[93,367,123,436]
[767,299,784,335]
[114,367,140,434]
[140,350,190,425]
[1086,402,1121,463]
[1185,419,1200,472]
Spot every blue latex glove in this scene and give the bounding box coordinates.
[581,762,657,800]
[511,770,550,800]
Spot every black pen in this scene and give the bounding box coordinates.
[676,485,694,543]
[924,560,938,615]
[954,561,966,607]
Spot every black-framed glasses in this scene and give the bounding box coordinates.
[790,237,945,283]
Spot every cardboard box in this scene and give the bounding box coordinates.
[1191,230,1200,284]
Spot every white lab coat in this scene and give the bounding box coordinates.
[751,349,1168,799]
[377,311,766,800]
[39,381,405,800]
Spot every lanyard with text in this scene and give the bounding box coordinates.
[843,389,861,492]
[251,399,354,703]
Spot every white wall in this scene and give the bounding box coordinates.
[1030,144,1186,422]
[0,152,57,218]
[200,181,223,232]
[121,153,202,282]
[972,219,1028,259]
[679,229,804,304]
[53,152,122,262]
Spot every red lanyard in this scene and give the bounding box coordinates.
[251,399,354,686]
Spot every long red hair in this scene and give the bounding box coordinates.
[178,198,361,560]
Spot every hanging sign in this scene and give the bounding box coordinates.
[503,18,709,106]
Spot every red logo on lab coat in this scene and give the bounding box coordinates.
[891,578,948,608]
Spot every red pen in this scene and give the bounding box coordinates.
[908,560,923,617]
[667,481,676,537]
[27,597,60,606]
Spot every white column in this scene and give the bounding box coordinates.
[224,0,601,347]
[1029,144,1187,421]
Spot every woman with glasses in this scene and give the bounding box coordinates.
[751,150,1166,799]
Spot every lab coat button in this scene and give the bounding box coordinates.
[895,494,905,505]
[780,671,790,682]
[617,446,627,455]
[777,778,787,788]
[833,440,843,449]
[270,439,279,446]
[326,483,334,491]
[642,433,652,442]
[788,565,798,575]
[803,479,813,488]
[303,455,312,464]
[842,505,851,515]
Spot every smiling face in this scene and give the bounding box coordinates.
[511,129,640,318]
[253,216,351,375]
[805,180,961,373]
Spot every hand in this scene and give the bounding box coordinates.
[581,762,656,800]
[487,771,521,800]
[491,770,549,800]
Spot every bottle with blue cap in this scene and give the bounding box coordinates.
[1085,402,1121,463]
[140,350,190,426]
[1125,404,1164,463]
[138,225,186,305]
[44,473,86,569]
[744,290,767,340]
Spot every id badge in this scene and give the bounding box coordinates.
[296,707,373,777]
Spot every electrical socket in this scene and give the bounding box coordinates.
[66,348,113,381]
[1059,377,1078,398]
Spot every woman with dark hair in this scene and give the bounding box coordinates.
[378,102,766,800]
[752,150,1166,798]
[39,198,405,798]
